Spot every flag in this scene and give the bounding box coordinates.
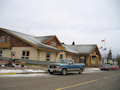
[101,40,105,42]
[103,48,107,50]
[100,46,103,49]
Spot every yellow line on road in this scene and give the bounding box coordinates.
[56,79,98,90]
[56,74,120,90]
[0,73,16,75]
[104,74,120,79]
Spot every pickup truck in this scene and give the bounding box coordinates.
[48,58,86,75]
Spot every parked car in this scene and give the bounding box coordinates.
[99,64,112,71]
[48,58,86,75]
[111,65,119,70]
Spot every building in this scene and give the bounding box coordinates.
[0,27,66,62]
[64,45,101,67]
[0,27,101,67]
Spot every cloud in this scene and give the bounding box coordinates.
[0,0,120,57]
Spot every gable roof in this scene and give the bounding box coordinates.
[0,27,61,51]
[35,35,55,43]
[64,45,96,54]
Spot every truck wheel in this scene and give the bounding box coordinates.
[48,70,54,74]
[78,68,83,74]
[62,69,67,75]
[49,72,53,74]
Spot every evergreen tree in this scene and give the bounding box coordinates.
[72,41,75,45]
[107,49,112,63]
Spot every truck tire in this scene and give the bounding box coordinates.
[62,69,67,75]
[78,68,83,74]
[48,70,54,74]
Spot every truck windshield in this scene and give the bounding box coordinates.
[56,59,69,64]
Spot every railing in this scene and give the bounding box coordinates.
[0,57,55,65]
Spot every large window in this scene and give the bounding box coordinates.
[0,35,5,43]
[22,51,30,60]
[0,50,2,57]
[46,52,50,61]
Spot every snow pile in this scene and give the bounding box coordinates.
[83,68,101,73]
[0,69,45,74]
[0,73,49,77]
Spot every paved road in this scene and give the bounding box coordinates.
[0,70,120,90]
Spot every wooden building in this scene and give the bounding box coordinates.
[64,45,101,67]
[0,27,66,62]
[0,27,101,67]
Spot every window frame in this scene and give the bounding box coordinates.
[0,35,5,43]
[46,52,50,61]
[0,50,2,57]
[50,42,56,46]
[60,54,63,59]
[22,50,30,60]
[7,36,11,43]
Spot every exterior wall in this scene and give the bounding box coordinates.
[2,47,38,60]
[2,49,11,58]
[50,52,56,62]
[11,47,38,60]
[39,51,46,61]
[1,47,58,62]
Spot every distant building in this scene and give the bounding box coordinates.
[0,27,101,67]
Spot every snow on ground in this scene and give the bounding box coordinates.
[0,68,102,77]
[0,73,49,77]
[0,69,45,73]
[83,68,102,73]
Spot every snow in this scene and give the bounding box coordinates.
[0,68,102,77]
[0,69,45,73]
[0,73,49,77]
[83,68,102,73]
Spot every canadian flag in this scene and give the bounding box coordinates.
[101,40,105,42]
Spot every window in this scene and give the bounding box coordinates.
[0,50,2,57]
[0,35,5,43]
[60,54,63,59]
[46,52,50,61]
[69,60,74,64]
[50,42,56,46]
[22,51,30,59]
[7,36,10,42]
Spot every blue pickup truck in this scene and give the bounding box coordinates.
[48,58,86,75]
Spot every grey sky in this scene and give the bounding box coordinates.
[0,0,120,58]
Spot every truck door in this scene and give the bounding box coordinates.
[68,60,75,71]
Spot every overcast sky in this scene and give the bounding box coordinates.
[0,0,120,58]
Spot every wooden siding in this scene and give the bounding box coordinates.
[0,31,31,48]
[44,37,65,50]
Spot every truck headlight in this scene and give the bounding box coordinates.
[56,66,61,69]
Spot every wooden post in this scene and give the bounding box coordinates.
[90,56,92,67]
[37,49,40,60]
[55,52,59,61]
[87,56,90,67]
